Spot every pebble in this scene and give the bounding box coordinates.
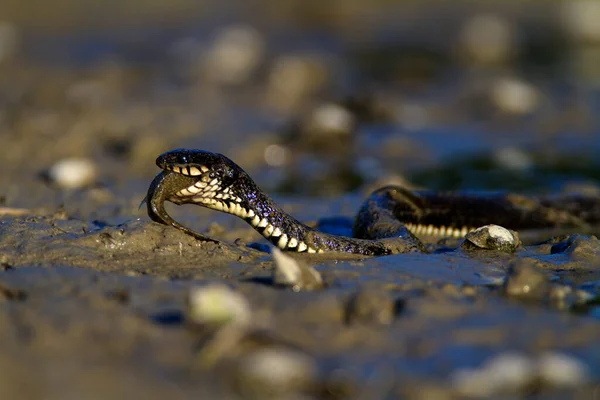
[267,54,329,111]
[272,248,323,291]
[452,351,591,397]
[493,147,533,171]
[345,288,399,325]
[549,284,597,310]
[264,144,289,167]
[233,347,317,398]
[562,0,600,43]
[505,259,597,310]
[451,352,537,397]
[305,103,355,136]
[547,285,577,310]
[204,24,265,85]
[458,13,515,66]
[46,158,98,189]
[462,224,519,252]
[490,77,540,116]
[538,352,590,387]
[187,284,251,327]
[504,259,551,301]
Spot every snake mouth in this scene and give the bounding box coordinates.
[155,151,251,218]
[156,151,226,201]
[163,163,209,177]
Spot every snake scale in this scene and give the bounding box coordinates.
[145,149,598,256]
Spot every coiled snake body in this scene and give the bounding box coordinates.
[146,149,596,256]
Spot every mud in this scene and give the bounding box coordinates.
[0,195,599,399]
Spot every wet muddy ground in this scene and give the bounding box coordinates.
[2,1,600,399]
[2,187,600,399]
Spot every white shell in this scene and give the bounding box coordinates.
[48,158,97,189]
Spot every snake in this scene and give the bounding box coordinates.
[145,149,597,256]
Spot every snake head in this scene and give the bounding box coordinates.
[154,149,252,214]
[156,148,239,184]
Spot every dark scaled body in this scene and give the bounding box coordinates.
[145,149,597,256]
[146,149,423,255]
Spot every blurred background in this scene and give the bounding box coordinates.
[2,0,600,213]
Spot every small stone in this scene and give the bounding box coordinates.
[272,248,323,291]
[574,288,596,304]
[305,103,355,136]
[493,147,533,171]
[203,24,265,85]
[458,13,515,66]
[490,77,540,116]
[267,54,329,111]
[538,352,590,387]
[233,347,317,398]
[263,144,289,167]
[46,158,97,189]
[562,0,600,43]
[548,285,577,310]
[451,352,536,397]
[187,284,251,327]
[463,224,519,252]
[504,259,551,301]
[345,288,399,325]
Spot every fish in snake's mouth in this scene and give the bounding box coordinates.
[154,149,267,227]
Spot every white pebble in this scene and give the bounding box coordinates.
[459,14,514,65]
[451,352,536,397]
[48,158,97,189]
[465,224,516,250]
[264,144,289,167]
[308,103,354,134]
[236,347,316,396]
[204,25,265,85]
[486,224,515,243]
[187,284,251,327]
[562,0,600,43]
[493,147,533,171]
[538,352,590,387]
[272,248,302,286]
[272,248,323,291]
[490,77,539,115]
[267,55,328,110]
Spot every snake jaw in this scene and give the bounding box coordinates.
[154,149,250,217]
[163,163,209,177]
[145,170,221,243]
[156,149,240,187]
